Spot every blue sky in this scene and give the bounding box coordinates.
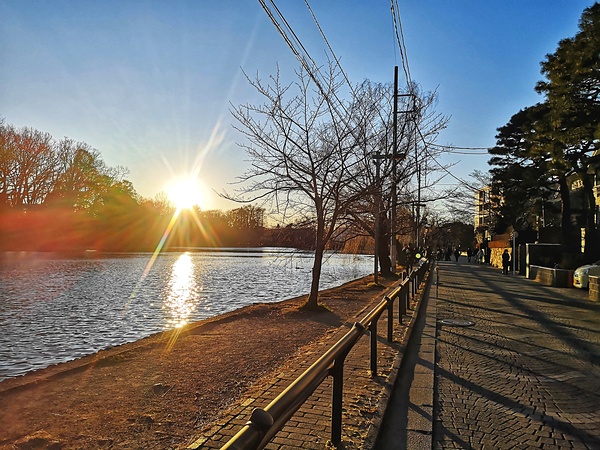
[1,1,596,210]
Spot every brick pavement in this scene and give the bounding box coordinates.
[186,275,430,449]
[433,261,600,449]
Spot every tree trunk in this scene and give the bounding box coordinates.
[305,243,325,309]
[304,210,326,309]
[558,175,573,244]
[378,233,392,276]
[377,211,392,276]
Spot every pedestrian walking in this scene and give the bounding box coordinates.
[453,248,460,262]
[502,249,511,274]
[466,247,472,262]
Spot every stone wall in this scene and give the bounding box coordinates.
[590,276,600,301]
[525,243,562,278]
[529,265,574,288]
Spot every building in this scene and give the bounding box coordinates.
[474,186,499,240]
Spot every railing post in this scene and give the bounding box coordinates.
[399,285,406,323]
[331,348,351,447]
[369,318,378,376]
[386,296,393,342]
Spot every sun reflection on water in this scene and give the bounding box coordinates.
[163,253,202,329]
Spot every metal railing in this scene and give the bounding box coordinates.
[221,259,432,450]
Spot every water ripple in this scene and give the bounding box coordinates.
[0,249,372,380]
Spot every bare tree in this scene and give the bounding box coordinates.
[0,119,14,207]
[442,170,490,225]
[227,205,265,229]
[0,124,56,207]
[230,58,450,306]
[230,64,371,308]
[48,139,107,210]
[0,121,134,213]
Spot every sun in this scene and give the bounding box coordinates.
[166,178,206,211]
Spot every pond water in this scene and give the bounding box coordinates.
[0,249,372,381]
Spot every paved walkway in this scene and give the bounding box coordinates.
[377,260,600,450]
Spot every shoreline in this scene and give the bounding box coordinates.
[0,278,349,393]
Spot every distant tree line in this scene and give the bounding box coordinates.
[487,3,600,263]
[0,119,318,252]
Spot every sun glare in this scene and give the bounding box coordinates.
[166,178,205,211]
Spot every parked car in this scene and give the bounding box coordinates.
[573,260,600,288]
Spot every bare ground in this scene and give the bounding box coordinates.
[0,275,396,450]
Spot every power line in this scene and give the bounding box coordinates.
[390,0,412,88]
[445,150,489,155]
[415,126,482,193]
[303,0,353,91]
[257,0,352,122]
[388,3,487,196]
[426,143,491,155]
[259,0,398,166]
[428,142,492,152]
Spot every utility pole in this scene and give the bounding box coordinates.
[373,151,385,285]
[416,165,421,248]
[390,66,399,273]
[390,66,414,270]
[413,98,422,250]
[384,66,428,270]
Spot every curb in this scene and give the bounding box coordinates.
[363,267,435,449]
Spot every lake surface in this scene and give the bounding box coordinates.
[0,249,372,381]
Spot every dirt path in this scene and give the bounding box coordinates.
[0,276,395,449]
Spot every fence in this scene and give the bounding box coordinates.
[221,259,432,450]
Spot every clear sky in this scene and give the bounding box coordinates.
[1,1,596,211]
